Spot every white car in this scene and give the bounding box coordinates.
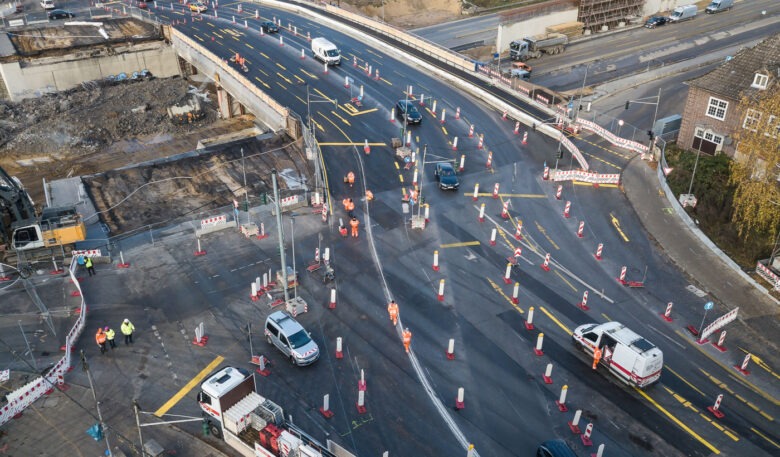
[40,0,55,10]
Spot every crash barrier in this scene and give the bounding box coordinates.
[195,213,237,237]
[0,258,86,427]
[551,169,620,185]
[271,194,308,215]
[558,132,588,172]
[477,65,512,86]
[756,261,780,291]
[577,119,649,155]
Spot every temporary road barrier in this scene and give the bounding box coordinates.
[543,166,549,180]
[578,291,589,311]
[556,185,562,200]
[514,122,520,135]
[541,253,551,272]
[577,221,585,238]
[512,282,520,304]
[595,243,603,260]
[432,250,440,271]
[569,409,582,434]
[735,353,751,375]
[356,389,367,414]
[473,183,479,201]
[490,228,497,246]
[618,266,627,285]
[329,289,337,309]
[477,135,484,149]
[661,302,673,322]
[713,330,727,352]
[479,203,485,222]
[515,221,523,240]
[551,169,620,185]
[468,124,474,138]
[543,363,553,384]
[493,183,500,199]
[534,333,544,356]
[522,131,528,145]
[707,394,725,418]
[501,201,509,219]
[336,337,343,359]
[446,339,455,360]
[486,151,493,169]
[563,201,571,218]
[556,385,568,411]
[455,388,465,410]
[525,306,535,330]
[503,263,512,284]
[320,394,334,418]
[581,423,593,446]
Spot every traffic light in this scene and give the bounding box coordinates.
[242,201,249,212]
[625,101,630,110]
[556,148,563,159]
[647,130,654,141]
[261,192,267,205]
[532,123,536,131]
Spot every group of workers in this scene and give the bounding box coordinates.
[95,319,135,354]
[339,170,375,239]
[233,53,248,69]
[387,300,413,353]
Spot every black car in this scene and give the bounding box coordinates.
[48,9,74,19]
[396,100,422,125]
[260,21,278,33]
[644,16,668,28]
[434,162,459,190]
[536,440,578,457]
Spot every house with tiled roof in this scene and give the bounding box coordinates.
[678,33,780,157]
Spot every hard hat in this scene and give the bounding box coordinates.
[123,319,129,323]
[104,326,109,331]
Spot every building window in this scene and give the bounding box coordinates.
[743,109,762,131]
[695,127,724,146]
[767,115,780,138]
[752,73,769,89]
[706,97,728,120]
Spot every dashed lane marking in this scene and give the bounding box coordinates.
[554,270,577,292]
[572,181,618,188]
[751,427,780,449]
[253,77,270,89]
[155,355,225,417]
[440,241,480,248]
[537,306,570,334]
[486,277,523,314]
[665,366,706,397]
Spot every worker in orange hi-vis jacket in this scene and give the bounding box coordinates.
[346,171,355,187]
[592,346,602,370]
[365,190,374,202]
[387,300,399,326]
[402,328,412,353]
[350,217,359,238]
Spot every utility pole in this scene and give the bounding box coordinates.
[133,400,149,457]
[81,350,112,457]
[241,147,249,225]
[272,170,289,303]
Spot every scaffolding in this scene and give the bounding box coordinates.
[578,0,643,31]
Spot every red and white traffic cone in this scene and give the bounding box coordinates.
[515,221,523,240]
[492,183,500,199]
[477,134,484,149]
[713,330,727,352]
[594,243,603,260]
[353,55,357,67]
[374,69,380,81]
[455,107,461,120]
[525,306,535,330]
[522,131,528,145]
[707,394,725,418]
[577,291,589,311]
[543,166,550,180]
[581,423,593,446]
[406,130,412,147]
[344,75,351,88]
[486,151,493,169]
[501,201,509,219]
[563,201,571,218]
[577,221,585,238]
[661,302,673,322]
[502,109,507,120]
[412,168,418,186]
[419,94,425,106]
[514,121,520,135]
[468,124,474,138]
[618,266,627,285]
[556,185,562,200]
[541,253,551,271]
[300,48,305,59]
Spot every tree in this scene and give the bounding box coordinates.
[729,86,780,246]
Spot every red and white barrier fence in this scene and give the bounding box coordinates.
[756,261,780,291]
[551,169,621,185]
[577,118,649,155]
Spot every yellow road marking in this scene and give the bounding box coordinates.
[253,76,270,89]
[294,74,305,84]
[487,278,523,313]
[277,73,292,85]
[398,174,404,183]
[195,35,204,42]
[581,151,621,170]
[256,68,269,77]
[155,355,224,417]
[318,142,387,146]
[665,366,706,397]
[276,81,287,90]
[245,43,254,49]
[259,52,269,59]
[379,77,392,86]
[440,241,480,248]
[610,212,630,242]
[338,105,378,116]
[554,270,577,292]
[465,193,545,198]
[299,69,317,79]
[206,22,215,27]
[276,62,286,70]
[736,349,780,380]
[538,306,570,334]
[752,427,780,448]
[534,221,560,250]
[759,410,774,421]
[295,95,306,105]
[441,126,448,135]
[634,388,720,454]
[329,110,351,127]
[572,181,618,188]
[314,87,330,99]
[394,162,400,170]
[213,31,223,39]
[601,313,611,321]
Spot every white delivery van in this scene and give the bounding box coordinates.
[705,0,733,14]
[311,37,341,65]
[668,4,697,22]
[572,322,663,388]
[40,0,55,9]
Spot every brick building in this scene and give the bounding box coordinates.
[678,33,780,158]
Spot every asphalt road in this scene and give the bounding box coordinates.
[3,2,778,457]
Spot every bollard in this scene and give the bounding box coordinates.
[594,443,605,457]
[424,204,430,223]
[279,35,284,46]
[501,201,509,219]
[406,130,412,147]
[356,389,367,414]
[581,423,593,446]
[455,387,465,410]
[543,166,550,180]
[257,222,268,239]
[364,139,370,155]
[358,369,366,391]
[493,183,500,199]
[468,124,474,138]
[322,204,328,223]
[0,263,9,281]
[452,136,458,151]
[525,306,535,330]
[661,302,673,322]
[515,221,523,240]
[577,221,585,238]
[618,266,627,285]
[352,55,357,67]
[194,237,206,256]
[503,263,513,285]
[319,394,334,418]
[713,330,727,352]
[534,332,544,356]
[502,109,507,120]
[455,107,461,119]
[446,338,455,360]
[360,85,364,99]
[569,409,582,434]
[556,384,568,411]
[707,393,725,418]
[323,248,330,265]
[251,282,258,301]
[487,150,493,168]
[437,279,445,301]
[511,282,520,304]
[255,276,262,293]
[578,291,589,311]
[389,106,394,121]
[375,68,380,80]
[735,353,751,375]
[459,154,465,172]
[256,355,270,376]
[479,203,486,223]
[477,134,484,150]
[300,48,305,59]
[543,363,554,384]
[432,99,437,115]
[541,253,551,271]
[595,243,603,260]
[522,131,528,145]
[563,201,571,218]
[192,322,209,346]
[432,250,440,271]
[413,168,418,186]
[335,337,343,359]
[329,288,336,309]
[490,228,497,246]
[514,121,520,134]
[473,183,480,201]
[556,185,562,200]
[262,273,268,290]
[117,251,130,268]
[440,108,446,124]
[323,62,328,74]
[419,93,425,106]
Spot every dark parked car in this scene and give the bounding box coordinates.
[644,16,668,28]
[260,21,278,33]
[48,9,74,19]
[396,99,422,125]
[536,440,578,457]
[434,162,459,190]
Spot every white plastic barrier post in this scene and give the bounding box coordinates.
[335,337,343,358]
[452,136,458,151]
[525,306,535,330]
[329,288,336,309]
[356,389,366,414]
[479,203,485,223]
[595,243,603,260]
[569,409,582,434]
[534,332,544,356]
[581,423,593,446]
[503,263,512,284]
[455,387,465,410]
[556,385,568,411]
[459,154,465,172]
[446,338,455,360]
[251,282,258,301]
[662,302,673,322]
[512,282,520,304]
[432,250,440,271]
[413,168,418,186]
[595,444,605,457]
[359,369,366,391]
[543,363,553,384]
[437,279,445,301]
[319,394,334,418]
[440,109,446,124]
[490,228,497,246]
[472,183,479,201]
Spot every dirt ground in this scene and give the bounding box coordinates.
[345,0,461,28]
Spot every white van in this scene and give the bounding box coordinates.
[668,4,697,22]
[572,322,663,388]
[311,37,341,65]
[705,0,733,14]
[40,0,55,9]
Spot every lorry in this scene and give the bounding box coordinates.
[198,366,356,457]
[668,4,697,22]
[705,0,732,14]
[311,37,341,65]
[0,165,86,264]
[509,33,567,60]
[572,322,663,388]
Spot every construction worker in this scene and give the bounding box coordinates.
[95,328,107,354]
[104,326,116,350]
[234,52,240,63]
[402,328,412,353]
[346,171,355,188]
[85,256,95,276]
[121,319,135,345]
[346,198,355,218]
[365,190,374,202]
[387,300,399,326]
[342,197,350,211]
[592,346,602,370]
[409,187,418,204]
[349,217,359,238]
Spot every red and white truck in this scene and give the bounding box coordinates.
[198,366,355,457]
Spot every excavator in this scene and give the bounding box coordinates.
[0,165,86,267]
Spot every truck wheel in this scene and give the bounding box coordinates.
[573,340,583,351]
[209,424,221,438]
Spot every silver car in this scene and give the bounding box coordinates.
[264,311,320,366]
